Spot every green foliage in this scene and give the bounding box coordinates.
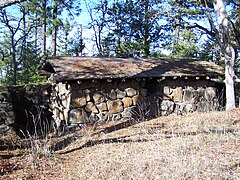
[59,25,85,56]
[171,43,198,58]
[0,2,44,85]
[169,29,199,58]
[100,0,162,57]
[0,36,46,85]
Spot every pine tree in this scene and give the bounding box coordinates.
[100,0,162,57]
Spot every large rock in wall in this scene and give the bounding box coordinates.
[51,82,71,130]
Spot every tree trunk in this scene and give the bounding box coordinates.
[11,36,17,85]
[52,0,58,56]
[35,12,38,55]
[172,4,181,54]
[79,24,83,56]
[22,5,29,83]
[213,0,236,111]
[41,0,46,58]
[143,0,150,56]
[225,53,236,111]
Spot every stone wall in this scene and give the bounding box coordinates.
[0,77,224,135]
[0,87,14,134]
[0,84,52,136]
[51,77,224,131]
[51,79,148,130]
[161,86,221,115]
[157,78,223,115]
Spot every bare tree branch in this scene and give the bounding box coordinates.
[186,23,215,37]
[229,19,240,47]
[0,0,26,9]
[231,0,240,7]
[84,0,102,55]
[204,0,220,41]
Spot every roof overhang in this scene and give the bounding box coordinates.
[40,56,224,83]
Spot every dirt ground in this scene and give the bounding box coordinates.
[1,110,240,179]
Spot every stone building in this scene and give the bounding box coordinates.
[40,57,225,130]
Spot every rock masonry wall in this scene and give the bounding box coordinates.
[51,78,223,131]
[0,78,224,135]
[0,87,14,134]
[51,79,148,130]
[10,83,52,136]
[158,78,223,115]
[161,86,221,115]
[0,84,52,136]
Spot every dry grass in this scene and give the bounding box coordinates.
[1,110,240,179]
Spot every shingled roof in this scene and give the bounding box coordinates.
[40,57,224,81]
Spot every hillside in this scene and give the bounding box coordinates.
[1,110,240,179]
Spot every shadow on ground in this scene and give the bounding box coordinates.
[56,122,238,154]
